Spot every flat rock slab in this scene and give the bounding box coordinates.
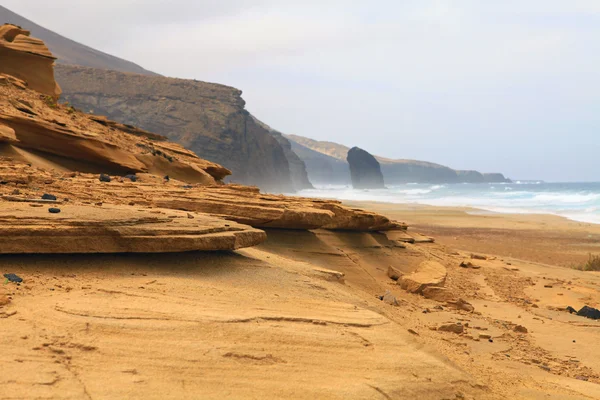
[0,203,266,253]
[399,261,447,294]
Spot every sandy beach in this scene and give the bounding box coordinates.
[2,201,600,399]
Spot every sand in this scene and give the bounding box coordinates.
[2,202,600,399]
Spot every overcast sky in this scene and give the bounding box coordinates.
[4,0,600,181]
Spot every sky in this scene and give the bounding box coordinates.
[3,0,600,181]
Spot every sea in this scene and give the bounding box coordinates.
[297,181,600,225]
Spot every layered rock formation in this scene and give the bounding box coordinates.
[347,147,385,189]
[0,203,265,253]
[0,24,61,98]
[0,74,229,184]
[0,6,157,75]
[0,162,406,232]
[0,31,407,255]
[288,134,511,184]
[55,65,294,192]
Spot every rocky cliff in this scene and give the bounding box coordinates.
[55,65,294,192]
[347,147,385,189]
[288,139,351,185]
[287,134,510,184]
[0,28,406,255]
[251,116,313,191]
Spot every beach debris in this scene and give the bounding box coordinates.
[123,174,137,182]
[513,325,528,334]
[471,254,487,260]
[99,174,111,182]
[567,305,600,320]
[438,323,464,334]
[41,193,57,200]
[4,273,23,283]
[399,260,447,294]
[387,266,403,281]
[48,207,61,214]
[460,261,481,269]
[380,290,400,306]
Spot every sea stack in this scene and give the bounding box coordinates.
[347,147,385,189]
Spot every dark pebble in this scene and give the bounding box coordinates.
[48,208,61,214]
[99,174,111,183]
[164,175,170,181]
[41,193,57,201]
[488,339,494,343]
[4,273,23,283]
[123,174,137,182]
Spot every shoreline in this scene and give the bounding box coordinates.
[345,200,600,268]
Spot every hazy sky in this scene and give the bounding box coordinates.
[4,1,600,181]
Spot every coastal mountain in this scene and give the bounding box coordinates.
[0,24,403,234]
[0,5,307,192]
[347,147,385,189]
[55,65,295,192]
[251,116,313,190]
[287,134,510,184]
[0,5,156,75]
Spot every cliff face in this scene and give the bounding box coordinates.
[55,65,294,192]
[347,147,385,189]
[288,139,351,185]
[287,134,510,184]
[0,6,157,76]
[0,24,61,99]
[251,116,313,191]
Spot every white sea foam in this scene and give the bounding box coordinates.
[298,182,600,225]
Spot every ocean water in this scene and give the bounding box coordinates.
[297,182,600,224]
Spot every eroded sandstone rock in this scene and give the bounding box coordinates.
[0,24,61,98]
[0,202,265,253]
[400,261,447,294]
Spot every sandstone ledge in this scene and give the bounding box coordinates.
[0,202,266,253]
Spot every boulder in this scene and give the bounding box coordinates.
[438,323,464,334]
[513,325,528,333]
[387,266,403,281]
[399,261,447,294]
[347,147,385,189]
[0,203,266,253]
[422,287,457,302]
[446,299,475,313]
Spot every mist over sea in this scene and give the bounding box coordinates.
[298,182,600,224]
